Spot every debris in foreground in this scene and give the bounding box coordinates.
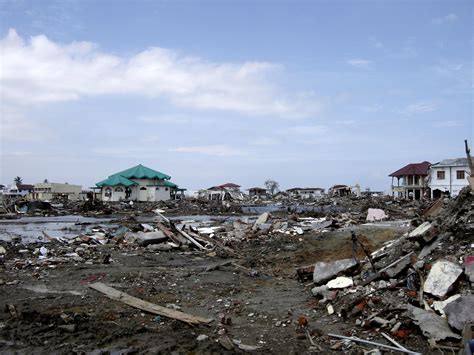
[88,282,213,325]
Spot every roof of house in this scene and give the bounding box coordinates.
[96,164,175,188]
[287,187,324,192]
[111,164,171,180]
[430,158,474,168]
[96,175,138,188]
[330,184,351,189]
[219,183,241,188]
[389,161,431,177]
[247,187,267,191]
[208,183,241,190]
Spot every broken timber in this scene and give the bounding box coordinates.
[88,282,213,325]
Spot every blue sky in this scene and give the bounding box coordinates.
[0,0,472,192]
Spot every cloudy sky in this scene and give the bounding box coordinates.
[0,0,472,192]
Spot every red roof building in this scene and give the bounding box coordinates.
[389,161,431,200]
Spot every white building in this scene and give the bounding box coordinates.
[33,182,82,201]
[96,164,184,202]
[428,158,472,198]
[286,187,325,199]
[199,183,244,201]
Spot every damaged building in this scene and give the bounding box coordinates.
[199,183,244,201]
[428,157,473,198]
[95,164,184,202]
[286,187,325,199]
[389,161,431,200]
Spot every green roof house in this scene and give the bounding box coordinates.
[95,164,184,202]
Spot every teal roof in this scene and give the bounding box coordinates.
[111,164,171,180]
[96,175,138,187]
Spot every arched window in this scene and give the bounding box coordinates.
[115,187,124,192]
[104,187,112,197]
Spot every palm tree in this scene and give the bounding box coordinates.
[14,176,23,185]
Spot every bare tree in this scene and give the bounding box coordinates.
[264,179,279,195]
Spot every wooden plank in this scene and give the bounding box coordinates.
[88,282,213,325]
[156,222,186,245]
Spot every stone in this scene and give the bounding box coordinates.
[423,260,462,298]
[137,231,167,246]
[0,246,6,255]
[366,208,387,222]
[197,334,209,341]
[148,243,173,251]
[407,304,461,341]
[313,258,358,285]
[383,257,411,278]
[408,222,432,238]
[327,304,334,315]
[327,276,353,289]
[444,295,474,331]
[433,294,461,317]
[252,212,270,231]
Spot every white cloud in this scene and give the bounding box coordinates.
[431,13,458,25]
[399,101,437,115]
[346,59,373,69]
[170,145,242,157]
[0,29,322,118]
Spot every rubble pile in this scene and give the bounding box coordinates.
[302,186,474,353]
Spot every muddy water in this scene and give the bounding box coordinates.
[0,215,113,243]
[0,214,252,243]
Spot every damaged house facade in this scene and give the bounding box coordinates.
[33,182,82,201]
[286,187,325,199]
[96,164,184,202]
[199,183,244,201]
[428,158,472,198]
[389,161,431,200]
[247,187,267,198]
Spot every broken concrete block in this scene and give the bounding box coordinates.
[327,276,353,289]
[366,208,387,222]
[147,243,173,251]
[383,256,411,278]
[418,236,440,260]
[423,260,462,298]
[444,295,474,331]
[137,231,167,246]
[313,258,358,285]
[252,212,269,231]
[408,222,432,238]
[433,294,461,317]
[406,304,461,341]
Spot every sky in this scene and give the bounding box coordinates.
[0,0,472,193]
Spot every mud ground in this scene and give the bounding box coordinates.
[0,224,417,354]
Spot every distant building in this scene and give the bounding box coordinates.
[389,161,431,200]
[287,187,325,199]
[1,183,34,198]
[247,187,267,198]
[33,182,82,201]
[428,158,472,198]
[328,184,352,197]
[95,164,184,202]
[199,183,244,201]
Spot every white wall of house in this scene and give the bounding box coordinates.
[429,165,470,197]
[100,179,173,202]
